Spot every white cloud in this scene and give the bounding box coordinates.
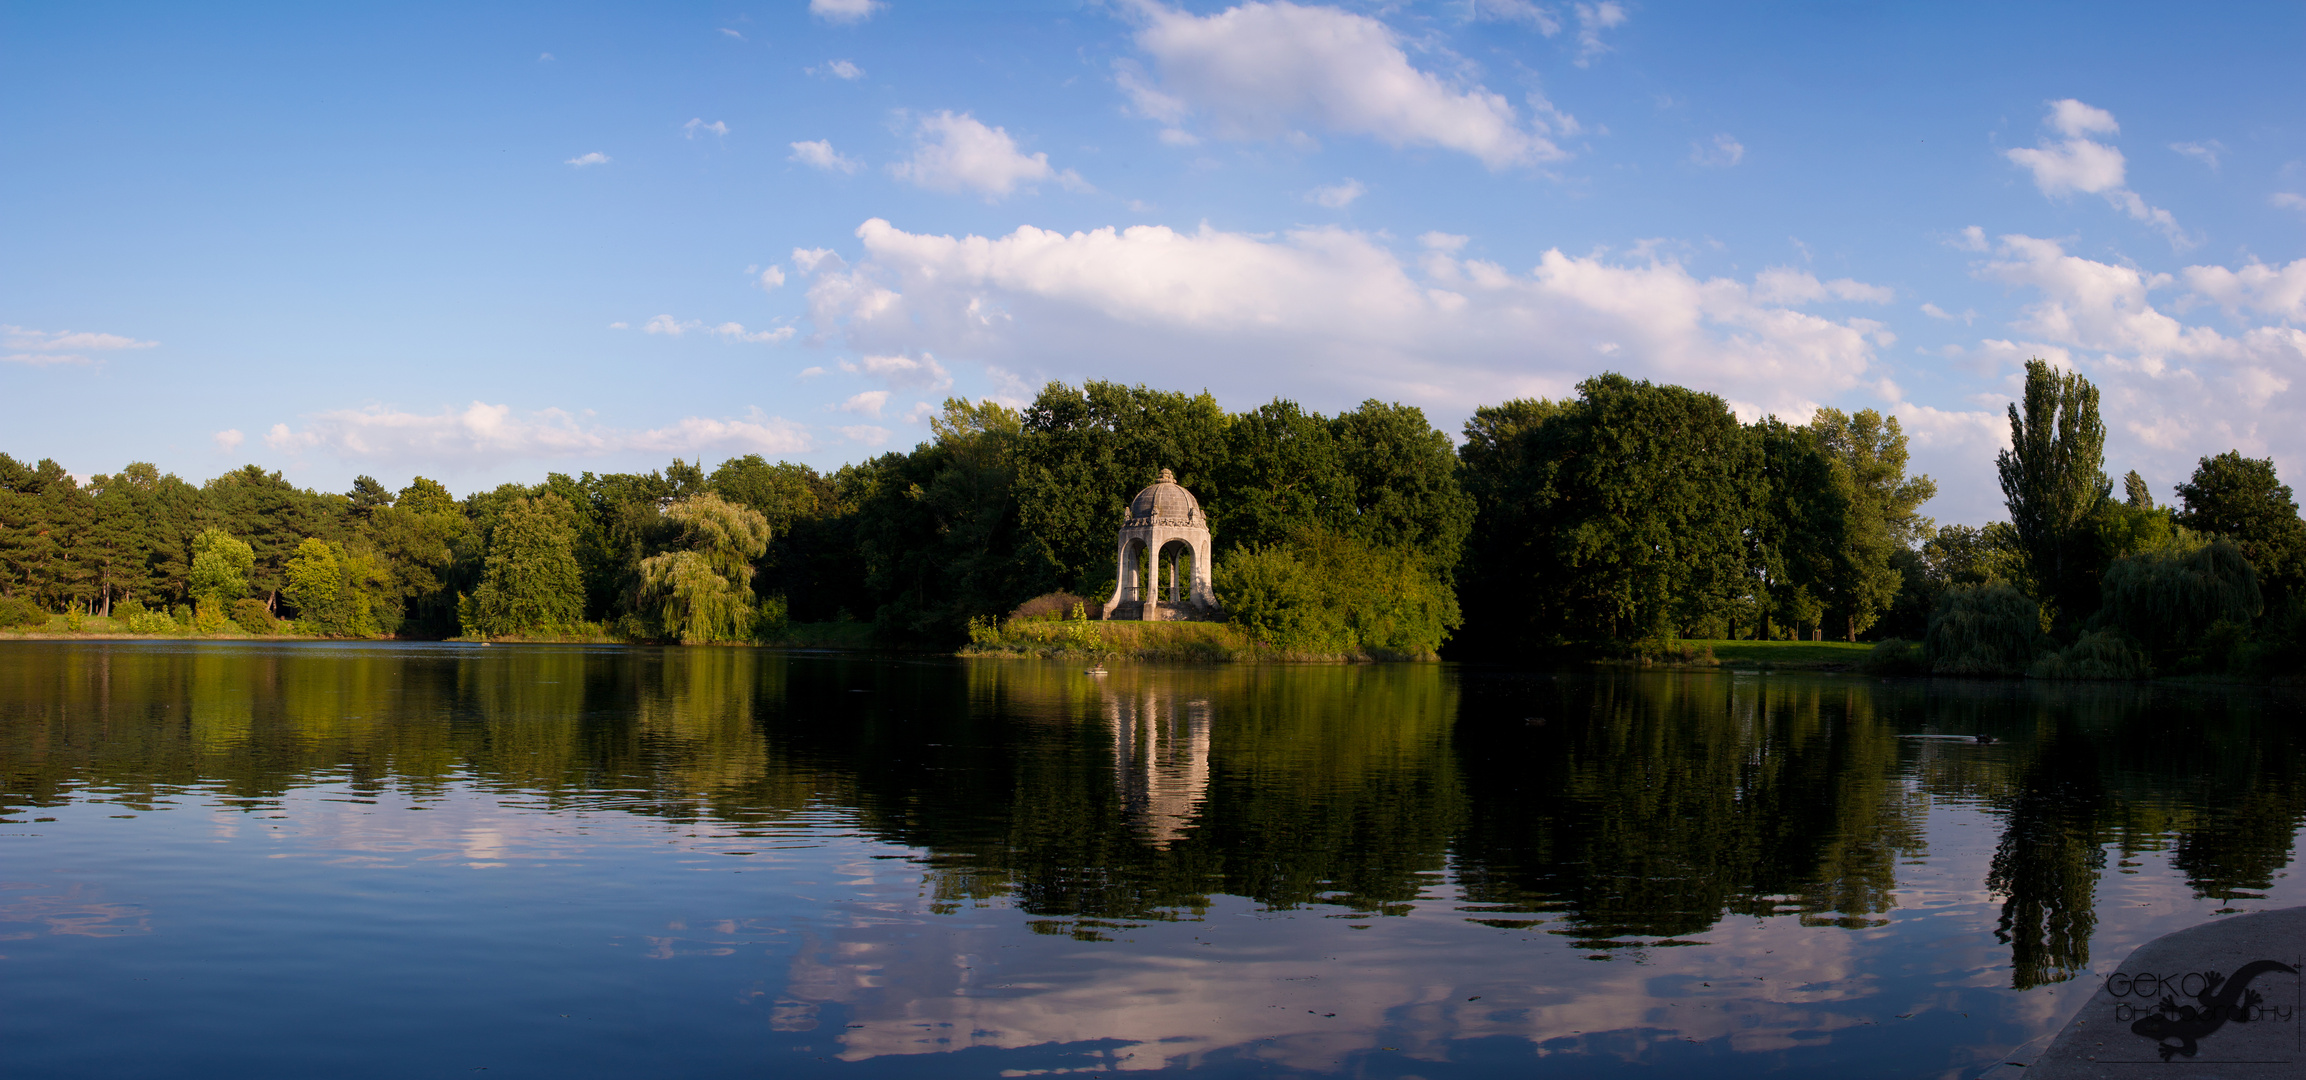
[716,27,745,41]
[261,402,811,464]
[1690,133,1743,168]
[2181,257,2306,322]
[839,352,952,390]
[1919,303,1976,324]
[538,52,554,62]
[2274,193,2306,215]
[840,424,891,445]
[2169,140,2223,171]
[839,390,891,417]
[1572,1,1627,66]
[802,216,1898,428]
[682,118,729,139]
[1306,178,1365,208]
[810,59,865,80]
[901,401,937,424]
[2,324,159,365]
[810,0,882,24]
[1968,233,2306,470]
[564,151,611,167]
[639,314,793,343]
[1952,225,1988,252]
[1121,1,1565,169]
[789,139,863,174]
[891,111,1084,199]
[760,265,788,291]
[799,366,826,379]
[2003,99,2186,245]
[213,429,245,452]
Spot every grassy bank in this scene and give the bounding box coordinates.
[1695,640,1874,669]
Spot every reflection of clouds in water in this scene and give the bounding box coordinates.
[755,800,2306,1071]
[0,881,152,940]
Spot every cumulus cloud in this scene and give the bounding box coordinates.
[1690,133,1743,168]
[2274,193,2306,215]
[1306,178,1365,208]
[261,402,812,465]
[1120,1,1567,168]
[840,424,892,445]
[1951,225,1989,252]
[2004,99,2186,245]
[1969,233,2306,476]
[682,118,729,139]
[759,265,788,291]
[789,139,863,174]
[565,151,611,167]
[810,0,882,24]
[891,111,1086,199]
[213,429,245,452]
[2180,257,2306,322]
[2,324,159,365]
[810,59,865,80]
[800,216,1900,429]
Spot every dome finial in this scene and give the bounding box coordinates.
[1158,467,1175,483]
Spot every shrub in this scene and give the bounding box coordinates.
[0,595,40,628]
[2028,629,2150,680]
[231,599,278,635]
[1217,529,1460,658]
[126,610,178,634]
[1009,591,1090,622]
[1861,638,1928,675]
[1923,583,2050,676]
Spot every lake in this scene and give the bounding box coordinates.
[3,642,2302,1078]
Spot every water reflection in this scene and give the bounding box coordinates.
[3,643,2305,1077]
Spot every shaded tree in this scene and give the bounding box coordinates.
[1996,359,2112,627]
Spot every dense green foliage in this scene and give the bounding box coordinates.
[1455,375,1937,651]
[1214,530,1461,658]
[7,363,2304,669]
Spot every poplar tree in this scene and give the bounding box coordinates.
[1996,359,2111,624]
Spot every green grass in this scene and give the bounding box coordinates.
[1690,639,1875,668]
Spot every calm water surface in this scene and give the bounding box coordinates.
[4,642,2304,1078]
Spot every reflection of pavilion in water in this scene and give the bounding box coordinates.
[1104,683,1212,848]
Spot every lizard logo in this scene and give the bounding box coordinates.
[2123,960,2300,1061]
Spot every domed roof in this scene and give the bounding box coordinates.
[1125,468,1203,527]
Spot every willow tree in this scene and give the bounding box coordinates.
[1996,359,2111,624]
[639,493,771,643]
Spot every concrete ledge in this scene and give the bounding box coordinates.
[2012,907,2304,1078]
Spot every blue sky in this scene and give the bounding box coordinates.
[4,1,2302,523]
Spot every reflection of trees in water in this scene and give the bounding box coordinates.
[1984,717,2105,990]
[1451,673,1919,944]
[5,646,2305,969]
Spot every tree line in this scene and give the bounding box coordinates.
[2,367,2301,669]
